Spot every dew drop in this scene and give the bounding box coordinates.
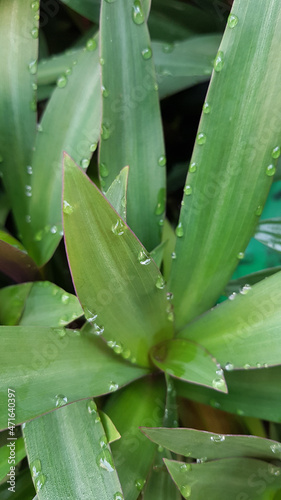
[214,51,224,72]
[184,185,192,196]
[175,222,184,237]
[270,443,281,454]
[156,275,165,290]
[96,450,115,472]
[189,162,197,173]
[225,362,234,371]
[100,57,105,66]
[92,323,104,336]
[138,249,151,265]
[30,98,37,112]
[237,252,244,260]
[113,342,123,355]
[25,215,31,223]
[63,200,73,215]
[37,123,43,132]
[266,164,276,176]
[57,75,67,88]
[244,363,251,370]
[158,218,164,227]
[31,1,40,11]
[101,124,110,140]
[102,85,109,98]
[34,474,46,492]
[28,60,37,75]
[236,409,245,416]
[155,187,166,215]
[157,445,164,453]
[256,205,263,216]
[34,230,43,241]
[272,146,281,159]
[212,378,226,391]
[229,292,236,300]
[61,293,70,305]
[141,47,152,60]
[114,493,124,500]
[203,102,211,114]
[197,132,206,145]
[135,478,146,491]
[27,165,33,175]
[180,485,191,498]
[25,185,32,197]
[109,382,119,392]
[99,435,108,449]
[112,219,126,236]
[132,0,145,25]
[228,14,239,28]
[90,143,97,152]
[55,394,68,407]
[171,251,176,259]
[84,307,97,323]
[87,400,97,414]
[31,27,39,39]
[30,459,42,477]
[122,348,131,360]
[240,284,251,295]
[180,463,191,472]
[86,38,97,51]
[158,155,166,167]
[162,43,175,53]
[81,158,90,169]
[100,162,109,178]
[65,67,72,76]
[210,434,225,443]
[269,465,281,477]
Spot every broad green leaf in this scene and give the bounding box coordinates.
[224,267,281,296]
[169,0,281,328]
[178,271,281,370]
[0,0,38,242]
[63,155,173,367]
[164,458,281,500]
[23,400,123,499]
[175,365,281,423]
[150,339,227,393]
[104,167,129,221]
[0,438,26,481]
[26,38,102,266]
[0,235,39,283]
[99,0,166,250]
[142,428,281,461]
[104,378,166,500]
[19,282,83,327]
[0,468,35,499]
[255,218,281,253]
[0,283,32,325]
[99,410,121,444]
[0,326,147,429]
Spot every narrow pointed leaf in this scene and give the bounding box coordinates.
[150,339,227,393]
[169,0,281,328]
[143,448,181,500]
[179,271,281,370]
[27,39,101,266]
[99,0,166,250]
[104,378,166,500]
[63,155,172,367]
[150,241,167,269]
[255,218,281,253]
[0,326,147,429]
[143,428,281,461]
[0,0,38,240]
[23,400,123,499]
[0,438,26,481]
[0,235,39,283]
[99,411,121,444]
[104,167,129,221]
[165,458,281,500]
[0,283,32,326]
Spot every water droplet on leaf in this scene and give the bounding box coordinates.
[228,14,239,28]
[203,102,211,114]
[86,38,97,51]
[197,133,206,145]
[138,249,151,265]
[135,478,146,491]
[141,47,152,60]
[211,434,225,443]
[214,51,224,72]
[112,219,126,236]
[132,0,145,24]
[180,485,191,498]
[156,275,165,289]
[175,222,184,237]
[266,164,276,176]
[96,450,115,472]
[63,200,73,215]
[272,146,281,159]
[55,394,68,407]
[57,75,67,88]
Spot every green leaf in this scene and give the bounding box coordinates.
[142,427,281,461]
[63,155,173,367]
[26,38,101,266]
[104,166,129,221]
[150,339,227,393]
[143,448,181,500]
[0,438,26,481]
[104,377,166,500]
[178,271,281,370]
[0,326,148,429]
[164,458,281,500]
[224,267,281,296]
[37,49,81,86]
[99,0,166,250]
[0,234,39,283]
[23,400,123,499]
[0,283,32,325]
[169,0,281,328]
[255,218,281,253]
[175,365,281,423]
[19,282,83,327]
[150,241,167,269]
[60,0,101,23]
[0,0,38,241]
[99,410,121,444]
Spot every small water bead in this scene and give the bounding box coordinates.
[266,164,276,176]
[61,293,70,304]
[158,218,164,227]
[84,307,97,323]
[138,249,151,265]
[87,400,97,414]
[158,155,166,167]
[270,443,281,454]
[228,14,239,28]
[65,67,72,76]
[31,27,39,39]
[122,348,131,360]
[31,459,42,477]
[100,57,105,66]
[269,465,281,477]
[212,377,226,391]
[27,165,33,175]
[203,102,211,114]
[34,13,40,21]
[95,415,101,423]
[32,82,37,91]
[244,363,251,370]
[214,51,224,72]
[37,123,43,132]
[81,158,90,169]
[171,252,177,259]
[229,292,236,300]
[57,75,67,88]
[25,185,32,197]
[86,38,97,51]
[189,162,197,173]
[272,146,281,159]
[29,60,37,75]
[180,463,191,472]
[90,143,97,152]
[175,222,184,237]
[184,185,192,196]
[197,457,208,464]
[225,362,234,371]
[101,124,110,140]
[100,162,109,177]
[31,1,39,11]
[157,445,164,453]
[97,450,115,472]
[63,200,73,215]
[114,493,124,500]
[240,284,251,295]
[141,47,152,60]
[99,435,108,449]
[154,83,159,91]
[93,323,104,336]
[132,0,145,25]
[180,485,191,498]
[113,342,123,355]
[210,399,221,409]
[155,187,166,215]
[197,132,207,145]
[30,98,37,112]
[162,43,175,54]
[34,230,43,241]
[237,252,244,260]
[34,474,46,492]
[25,215,31,223]
[112,219,126,236]
[236,409,245,416]
[211,434,225,443]
[256,205,263,216]
[102,86,109,98]
[109,382,119,392]
[135,479,146,491]
[55,394,68,407]
[156,275,165,290]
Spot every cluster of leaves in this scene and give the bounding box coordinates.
[0,0,281,498]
